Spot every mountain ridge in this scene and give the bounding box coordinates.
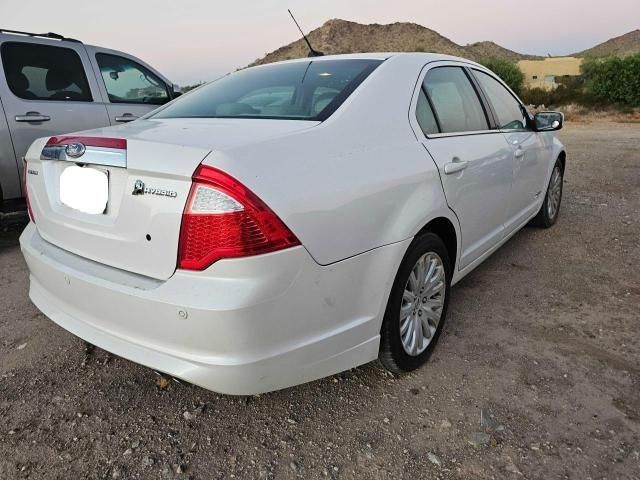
[573,29,640,57]
[249,19,539,66]
[249,19,639,66]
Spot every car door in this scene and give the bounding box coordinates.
[411,63,514,270]
[470,68,547,233]
[86,47,172,124]
[0,38,111,189]
[0,95,22,200]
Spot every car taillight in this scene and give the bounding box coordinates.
[177,164,300,271]
[23,158,35,223]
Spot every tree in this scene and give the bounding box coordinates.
[479,58,525,95]
[581,54,640,106]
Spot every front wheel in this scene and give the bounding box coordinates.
[379,233,451,373]
[532,160,564,228]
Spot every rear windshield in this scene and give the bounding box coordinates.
[151,59,382,121]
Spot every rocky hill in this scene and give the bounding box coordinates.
[250,19,540,66]
[574,29,640,57]
[465,41,537,62]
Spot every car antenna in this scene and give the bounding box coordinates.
[288,9,324,57]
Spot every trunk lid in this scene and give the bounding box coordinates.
[24,118,317,280]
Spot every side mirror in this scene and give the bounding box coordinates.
[171,83,183,98]
[534,111,563,132]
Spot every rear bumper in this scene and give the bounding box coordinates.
[20,223,408,394]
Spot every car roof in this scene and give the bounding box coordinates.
[253,52,481,68]
[0,29,128,53]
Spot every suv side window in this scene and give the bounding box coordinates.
[423,67,488,134]
[473,70,527,130]
[96,53,169,105]
[1,42,92,101]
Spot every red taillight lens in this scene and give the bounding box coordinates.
[177,165,300,270]
[23,158,35,223]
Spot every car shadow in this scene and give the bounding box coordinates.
[0,224,24,250]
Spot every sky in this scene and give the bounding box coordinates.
[1,0,638,85]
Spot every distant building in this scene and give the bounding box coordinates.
[518,57,583,90]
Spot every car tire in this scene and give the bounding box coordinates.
[532,159,564,228]
[379,232,452,374]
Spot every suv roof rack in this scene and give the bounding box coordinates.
[0,29,82,43]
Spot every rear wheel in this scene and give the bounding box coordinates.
[532,160,563,228]
[379,233,451,373]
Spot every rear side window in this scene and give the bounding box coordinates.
[415,89,439,135]
[473,70,527,130]
[96,53,169,105]
[423,67,488,134]
[151,59,382,121]
[1,42,92,101]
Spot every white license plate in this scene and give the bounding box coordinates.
[59,166,109,215]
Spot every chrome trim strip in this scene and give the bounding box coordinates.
[41,145,127,168]
[426,130,502,139]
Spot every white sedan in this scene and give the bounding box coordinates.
[20,53,565,394]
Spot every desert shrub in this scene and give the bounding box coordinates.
[520,87,551,106]
[554,77,589,105]
[479,58,525,95]
[520,76,599,108]
[581,54,640,106]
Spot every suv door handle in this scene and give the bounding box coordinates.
[514,147,525,159]
[15,112,50,122]
[444,158,468,175]
[115,113,138,122]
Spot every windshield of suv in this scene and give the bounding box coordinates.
[151,59,382,121]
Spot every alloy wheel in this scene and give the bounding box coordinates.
[547,165,562,220]
[399,252,446,356]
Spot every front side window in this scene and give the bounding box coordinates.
[1,42,92,101]
[96,53,169,105]
[423,67,488,134]
[151,59,382,121]
[473,70,527,130]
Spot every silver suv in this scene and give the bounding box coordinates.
[0,29,179,224]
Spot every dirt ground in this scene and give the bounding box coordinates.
[0,121,638,480]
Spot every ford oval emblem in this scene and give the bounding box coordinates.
[65,143,86,158]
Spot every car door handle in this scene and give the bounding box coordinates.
[15,112,50,122]
[514,147,525,159]
[115,113,139,123]
[444,158,468,175]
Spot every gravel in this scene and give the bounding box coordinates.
[0,121,639,479]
